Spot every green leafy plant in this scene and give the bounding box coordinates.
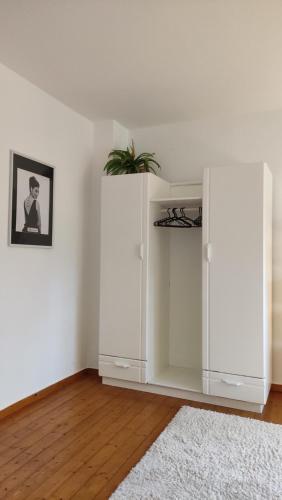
[104,140,161,175]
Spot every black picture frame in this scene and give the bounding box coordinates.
[9,152,54,247]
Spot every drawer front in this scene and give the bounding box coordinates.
[99,355,146,383]
[203,370,267,404]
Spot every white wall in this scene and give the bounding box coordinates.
[132,111,282,384]
[0,63,94,410]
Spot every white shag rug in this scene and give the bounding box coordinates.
[111,406,282,500]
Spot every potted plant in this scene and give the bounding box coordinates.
[104,140,161,175]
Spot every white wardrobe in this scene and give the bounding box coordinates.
[99,164,272,413]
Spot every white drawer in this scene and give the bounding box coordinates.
[99,355,146,383]
[203,370,268,404]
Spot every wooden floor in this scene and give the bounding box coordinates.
[0,372,281,500]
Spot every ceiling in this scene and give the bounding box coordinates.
[0,0,282,128]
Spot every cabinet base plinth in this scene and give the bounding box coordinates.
[102,377,264,413]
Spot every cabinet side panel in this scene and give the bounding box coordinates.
[202,168,210,370]
[208,166,264,378]
[147,208,170,379]
[263,165,272,387]
[99,175,143,360]
[146,175,170,379]
[144,175,170,366]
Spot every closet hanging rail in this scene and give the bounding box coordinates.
[154,207,202,228]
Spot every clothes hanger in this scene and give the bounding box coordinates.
[154,208,183,227]
[172,208,192,227]
[171,208,191,227]
[154,208,174,226]
[193,207,202,227]
[178,207,196,226]
[154,208,192,227]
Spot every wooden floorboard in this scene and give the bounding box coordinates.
[0,376,98,439]
[0,385,123,493]
[0,373,281,499]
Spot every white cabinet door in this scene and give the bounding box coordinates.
[99,174,144,360]
[203,165,264,378]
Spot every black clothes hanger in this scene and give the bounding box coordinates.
[179,207,196,226]
[154,206,202,228]
[193,207,202,227]
[171,208,192,227]
[154,207,192,227]
[154,208,178,227]
[153,208,173,226]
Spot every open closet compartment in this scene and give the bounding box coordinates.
[147,181,203,392]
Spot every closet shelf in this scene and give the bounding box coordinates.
[150,197,202,209]
[151,366,202,393]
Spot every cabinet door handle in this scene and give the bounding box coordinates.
[139,242,144,261]
[114,362,130,369]
[206,243,212,263]
[221,378,243,387]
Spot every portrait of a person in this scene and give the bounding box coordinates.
[22,176,41,233]
[11,153,53,246]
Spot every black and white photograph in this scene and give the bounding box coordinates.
[10,152,54,246]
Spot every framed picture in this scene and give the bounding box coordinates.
[9,151,54,247]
